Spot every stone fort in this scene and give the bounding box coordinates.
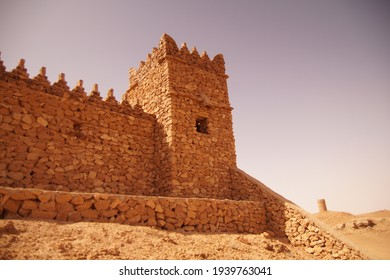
[0,34,366,259]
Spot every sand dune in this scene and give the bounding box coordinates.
[314,210,390,259]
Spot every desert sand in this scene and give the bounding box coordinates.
[1,210,389,260]
[313,210,390,260]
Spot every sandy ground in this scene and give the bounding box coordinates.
[0,210,389,260]
[314,210,390,260]
[0,219,313,260]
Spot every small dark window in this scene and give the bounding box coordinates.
[72,122,83,139]
[196,117,208,134]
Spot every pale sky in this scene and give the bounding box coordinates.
[1,0,389,214]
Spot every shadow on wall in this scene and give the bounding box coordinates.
[151,121,174,197]
[230,168,288,238]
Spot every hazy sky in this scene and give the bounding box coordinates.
[1,0,389,214]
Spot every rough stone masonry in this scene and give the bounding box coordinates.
[0,34,368,259]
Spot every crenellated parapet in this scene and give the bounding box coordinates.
[51,73,70,95]
[0,53,153,120]
[129,33,226,88]
[72,79,87,95]
[11,58,29,80]
[157,33,226,74]
[33,67,51,90]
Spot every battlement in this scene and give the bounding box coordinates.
[0,52,149,119]
[129,34,226,89]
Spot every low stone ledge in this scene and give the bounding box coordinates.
[0,186,267,234]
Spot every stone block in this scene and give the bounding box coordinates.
[73,173,85,180]
[100,209,118,218]
[126,199,137,208]
[81,209,99,219]
[56,212,69,221]
[166,217,177,224]
[147,217,157,226]
[158,198,170,208]
[7,171,24,180]
[164,208,176,218]
[199,213,210,225]
[21,114,33,125]
[183,225,195,232]
[68,211,82,222]
[127,214,141,224]
[114,214,126,224]
[210,224,218,232]
[94,193,110,200]
[187,210,196,219]
[18,208,31,217]
[10,191,37,200]
[117,203,130,212]
[21,200,39,210]
[155,203,164,213]
[157,219,166,227]
[70,195,84,205]
[37,117,48,127]
[56,202,74,213]
[39,201,56,212]
[209,215,218,225]
[31,209,57,220]
[145,199,156,209]
[88,171,98,179]
[125,208,139,219]
[38,192,52,203]
[110,198,122,209]
[94,200,110,210]
[55,193,73,203]
[76,200,93,211]
[4,199,22,213]
[164,222,176,231]
[0,188,9,195]
[174,219,184,228]
[175,205,186,218]
[26,152,41,161]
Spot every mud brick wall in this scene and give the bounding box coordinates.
[0,186,267,234]
[0,63,157,196]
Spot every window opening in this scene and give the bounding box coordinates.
[196,117,208,134]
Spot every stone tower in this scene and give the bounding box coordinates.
[124,34,236,199]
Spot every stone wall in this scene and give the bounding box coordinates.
[0,186,267,234]
[124,38,173,197]
[0,59,157,196]
[125,34,236,199]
